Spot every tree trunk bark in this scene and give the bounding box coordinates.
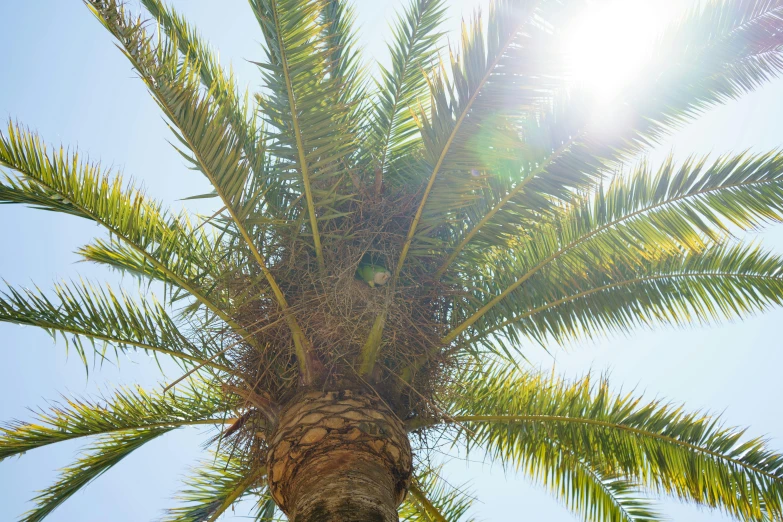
[266,390,412,522]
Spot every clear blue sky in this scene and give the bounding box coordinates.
[1,1,782,520]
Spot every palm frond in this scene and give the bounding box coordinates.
[87,0,260,225]
[369,0,447,184]
[525,439,662,522]
[400,468,475,522]
[76,237,204,292]
[0,383,227,461]
[20,429,168,522]
[163,452,267,522]
[251,496,278,522]
[443,364,783,521]
[396,0,561,276]
[320,0,367,196]
[466,243,783,355]
[443,150,783,344]
[250,0,360,270]
[0,121,247,335]
[321,0,365,100]
[362,0,562,377]
[88,0,315,380]
[0,280,228,370]
[139,0,264,177]
[438,0,783,275]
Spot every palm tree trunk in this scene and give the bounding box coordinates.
[267,390,412,521]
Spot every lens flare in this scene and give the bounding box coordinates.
[564,0,667,102]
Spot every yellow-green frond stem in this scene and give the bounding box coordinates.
[407,484,448,522]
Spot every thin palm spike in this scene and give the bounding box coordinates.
[205,469,267,522]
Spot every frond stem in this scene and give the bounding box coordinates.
[408,482,448,522]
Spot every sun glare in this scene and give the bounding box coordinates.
[564,0,668,102]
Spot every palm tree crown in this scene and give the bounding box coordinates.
[3,0,783,520]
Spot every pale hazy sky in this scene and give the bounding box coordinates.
[1,1,782,521]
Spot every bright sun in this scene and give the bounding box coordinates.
[563,0,670,102]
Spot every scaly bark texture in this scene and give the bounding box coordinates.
[266,390,413,521]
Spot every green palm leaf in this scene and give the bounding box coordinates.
[87,0,259,221]
[0,280,228,370]
[442,364,783,521]
[0,121,245,336]
[0,383,227,461]
[401,468,475,522]
[525,439,662,522]
[369,0,447,187]
[163,452,268,522]
[444,150,783,344]
[21,429,168,522]
[139,0,265,178]
[473,242,783,352]
[75,237,210,294]
[464,243,783,354]
[250,0,360,270]
[396,0,561,275]
[321,0,365,104]
[363,0,563,375]
[88,0,316,379]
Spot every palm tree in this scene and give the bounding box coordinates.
[3,0,783,520]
